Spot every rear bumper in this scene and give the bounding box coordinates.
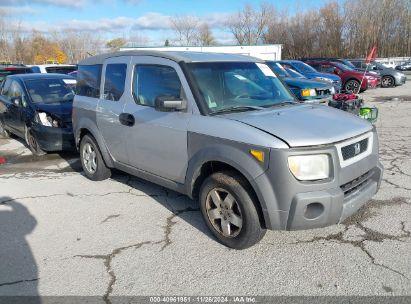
[31,123,75,151]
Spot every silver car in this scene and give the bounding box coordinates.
[72,51,383,249]
[350,59,407,88]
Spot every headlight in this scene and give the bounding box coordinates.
[330,87,335,94]
[288,154,330,181]
[301,88,317,97]
[314,77,332,83]
[365,75,375,80]
[35,111,62,127]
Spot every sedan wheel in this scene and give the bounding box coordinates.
[25,126,46,156]
[381,76,394,88]
[205,188,243,238]
[344,79,360,93]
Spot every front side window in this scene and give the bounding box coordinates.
[133,65,181,107]
[188,62,294,114]
[103,64,127,101]
[25,78,75,104]
[76,64,102,98]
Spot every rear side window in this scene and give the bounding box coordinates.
[76,64,102,98]
[132,65,181,107]
[45,66,77,74]
[103,64,127,101]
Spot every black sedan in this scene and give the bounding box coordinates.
[0,74,76,155]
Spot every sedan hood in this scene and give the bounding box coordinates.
[33,102,73,124]
[283,77,332,89]
[225,104,372,147]
[306,72,340,81]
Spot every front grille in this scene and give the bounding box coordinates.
[341,170,373,197]
[341,138,368,160]
[315,88,331,96]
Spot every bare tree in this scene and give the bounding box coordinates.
[106,37,127,52]
[196,23,215,46]
[226,3,275,45]
[170,15,200,45]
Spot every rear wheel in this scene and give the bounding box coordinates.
[0,118,10,138]
[381,76,395,88]
[80,134,111,181]
[199,171,266,249]
[344,79,360,93]
[25,126,46,156]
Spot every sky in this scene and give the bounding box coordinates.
[1,0,329,45]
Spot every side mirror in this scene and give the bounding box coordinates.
[10,96,22,106]
[154,96,186,112]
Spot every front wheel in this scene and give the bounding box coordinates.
[25,126,46,156]
[344,79,360,93]
[199,171,266,249]
[80,134,111,181]
[381,76,395,88]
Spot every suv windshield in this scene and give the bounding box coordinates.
[291,62,318,73]
[188,62,295,114]
[286,68,306,79]
[266,62,289,77]
[24,78,76,104]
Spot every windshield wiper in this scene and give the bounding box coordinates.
[210,106,264,115]
[263,101,298,108]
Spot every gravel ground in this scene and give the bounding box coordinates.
[0,78,410,301]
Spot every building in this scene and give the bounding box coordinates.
[120,44,282,61]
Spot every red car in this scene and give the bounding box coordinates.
[306,61,380,93]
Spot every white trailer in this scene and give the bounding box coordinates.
[120,44,282,61]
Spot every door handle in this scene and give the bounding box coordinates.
[119,113,135,127]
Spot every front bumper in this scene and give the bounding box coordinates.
[31,123,75,151]
[253,130,383,230]
[394,75,407,85]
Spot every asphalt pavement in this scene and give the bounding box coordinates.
[0,79,410,301]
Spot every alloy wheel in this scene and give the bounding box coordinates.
[82,143,97,174]
[345,80,359,93]
[382,76,393,87]
[205,188,243,238]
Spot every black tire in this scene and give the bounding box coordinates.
[25,126,46,156]
[80,134,111,181]
[199,171,266,249]
[344,79,361,93]
[381,76,395,88]
[0,118,10,138]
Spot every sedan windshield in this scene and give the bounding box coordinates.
[24,78,76,104]
[188,62,295,114]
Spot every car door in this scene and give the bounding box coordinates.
[1,79,27,136]
[96,56,130,164]
[122,56,192,183]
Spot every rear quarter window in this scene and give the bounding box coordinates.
[76,65,102,98]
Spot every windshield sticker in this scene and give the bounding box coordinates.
[63,79,77,85]
[256,63,276,77]
[234,74,247,81]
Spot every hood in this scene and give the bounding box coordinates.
[224,104,372,147]
[32,102,73,123]
[283,77,332,89]
[305,72,340,81]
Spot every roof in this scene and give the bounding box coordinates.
[79,50,263,65]
[8,73,75,80]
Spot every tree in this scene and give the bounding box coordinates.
[196,23,215,46]
[170,15,200,45]
[226,3,275,45]
[106,37,126,52]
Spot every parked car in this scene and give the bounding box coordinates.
[266,61,335,102]
[278,60,342,92]
[350,60,406,87]
[0,65,33,85]
[300,57,357,70]
[306,61,380,93]
[379,60,397,69]
[72,51,383,249]
[0,74,76,155]
[396,61,411,71]
[28,64,77,75]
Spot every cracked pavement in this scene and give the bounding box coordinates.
[0,78,410,298]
